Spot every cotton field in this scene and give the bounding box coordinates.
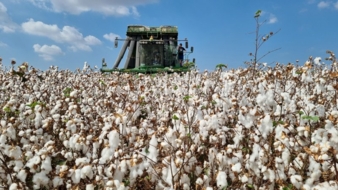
[1,55,338,190]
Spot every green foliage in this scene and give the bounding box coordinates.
[302,115,319,122]
[3,107,11,113]
[255,10,262,18]
[216,63,227,71]
[183,95,192,102]
[172,114,179,120]
[63,87,72,97]
[273,120,285,127]
[282,184,293,190]
[99,79,106,86]
[122,178,130,186]
[295,70,303,74]
[26,101,45,110]
[247,184,254,189]
[211,100,217,105]
[3,106,20,117]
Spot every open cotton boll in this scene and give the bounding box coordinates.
[231,162,242,173]
[148,135,158,162]
[81,165,94,179]
[71,168,82,184]
[6,125,16,140]
[17,169,27,182]
[76,157,90,166]
[25,155,41,172]
[258,114,273,139]
[86,184,95,190]
[0,120,6,128]
[33,171,50,189]
[41,157,52,173]
[216,171,227,188]
[70,90,78,97]
[51,177,63,188]
[9,146,22,160]
[290,175,303,189]
[9,183,18,190]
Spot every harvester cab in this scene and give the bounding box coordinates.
[100,25,195,73]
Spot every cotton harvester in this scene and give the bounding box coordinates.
[100,25,195,73]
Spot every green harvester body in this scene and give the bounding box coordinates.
[100,25,195,73]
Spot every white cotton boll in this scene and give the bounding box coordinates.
[195,166,203,176]
[26,155,41,172]
[108,130,120,150]
[99,147,112,164]
[76,157,90,166]
[52,114,60,120]
[331,110,338,118]
[9,183,18,190]
[231,162,242,173]
[13,160,24,172]
[81,165,94,179]
[34,112,42,128]
[63,140,72,149]
[18,130,25,137]
[258,115,273,139]
[70,90,78,97]
[53,176,63,188]
[148,135,158,162]
[71,169,81,184]
[216,171,227,188]
[241,175,248,183]
[196,177,204,185]
[119,160,127,173]
[9,146,22,159]
[0,120,6,127]
[64,152,73,161]
[319,154,330,161]
[88,98,94,106]
[86,184,95,190]
[33,171,49,189]
[314,57,322,65]
[17,169,27,182]
[41,156,52,173]
[183,184,190,190]
[290,175,303,189]
[106,180,114,186]
[7,125,16,140]
[60,165,68,173]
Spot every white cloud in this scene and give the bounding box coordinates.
[28,0,52,11]
[260,11,278,24]
[335,1,338,9]
[0,2,18,33]
[33,44,63,61]
[103,33,120,42]
[29,0,157,16]
[318,1,330,8]
[268,14,278,24]
[0,41,8,47]
[22,19,102,52]
[84,35,102,46]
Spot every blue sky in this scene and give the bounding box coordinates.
[0,0,337,71]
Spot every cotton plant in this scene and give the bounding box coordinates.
[2,58,338,189]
